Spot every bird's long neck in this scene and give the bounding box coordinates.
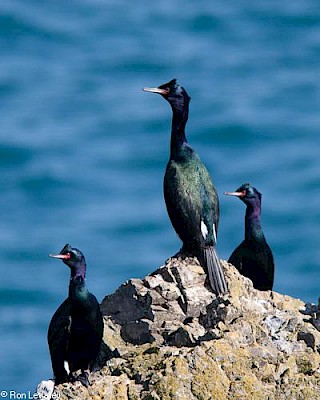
[244,204,265,242]
[69,262,88,303]
[70,260,86,279]
[170,101,189,158]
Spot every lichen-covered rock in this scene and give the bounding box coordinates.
[40,257,320,399]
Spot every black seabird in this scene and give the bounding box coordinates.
[143,79,227,294]
[225,183,274,290]
[48,244,103,386]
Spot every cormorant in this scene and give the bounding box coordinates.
[143,79,227,295]
[224,183,274,290]
[48,244,103,386]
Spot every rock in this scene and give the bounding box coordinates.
[44,257,320,399]
[301,299,320,332]
[35,380,55,400]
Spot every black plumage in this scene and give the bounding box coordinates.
[143,79,227,295]
[48,244,103,386]
[225,183,274,291]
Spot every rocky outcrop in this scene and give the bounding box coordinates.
[42,257,320,399]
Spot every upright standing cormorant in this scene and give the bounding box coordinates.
[224,183,274,290]
[143,79,227,295]
[48,244,103,387]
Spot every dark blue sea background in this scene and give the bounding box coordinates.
[0,0,319,392]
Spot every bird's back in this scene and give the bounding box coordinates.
[48,299,72,382]
[48,291,103,378]
[229,239,274,290]
[164,148,219,250]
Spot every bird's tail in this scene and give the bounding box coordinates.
[202,246,228,295]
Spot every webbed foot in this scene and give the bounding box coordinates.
[78,370,90,387]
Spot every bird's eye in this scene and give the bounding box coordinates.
[246,188,254,196]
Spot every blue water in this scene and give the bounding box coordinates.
[0,0,319,393]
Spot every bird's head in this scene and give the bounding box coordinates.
[143,79,190,112]
[49,244,86,276]
[224,183,262,207]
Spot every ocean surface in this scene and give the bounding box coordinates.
[0,0,319,393]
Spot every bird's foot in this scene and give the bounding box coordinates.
[174,248,195,259]
[77,370,90,387]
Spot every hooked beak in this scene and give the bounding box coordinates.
[142,87,169,95]
[224,190,246,197]
[49,253,71,260]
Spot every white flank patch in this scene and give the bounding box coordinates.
[64,360,70,375]
[201,220,208,239]
[35,380,54,400]
[212,223,217,244]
